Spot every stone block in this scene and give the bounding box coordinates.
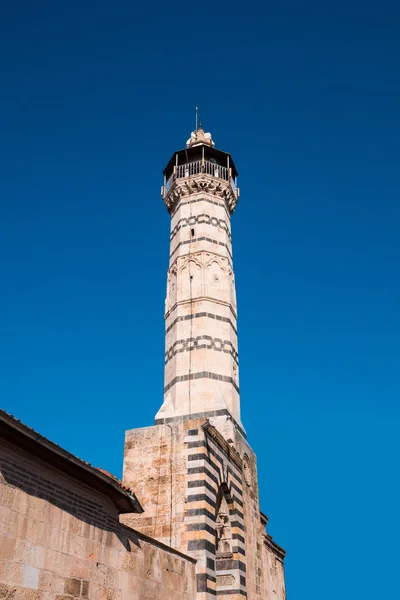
[14,590,42,600]
[29,547,45,570]
[23,566,39,590]
[43,549,59,573]
[64,578,81,597]
[0,582,16,599]
[81,581,89,599]
[71,557,89,581]
[0,507,16,538]
[38,569,55,592]
[105,589,120,600]
[0,537,16,561]
[0,561,23,586]
[0,486,14,510]
[106,566,118,589]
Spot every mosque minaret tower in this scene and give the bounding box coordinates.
[122,122,286,600]
[156,124,243,439]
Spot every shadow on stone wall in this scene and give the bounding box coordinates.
[1,455,142,552]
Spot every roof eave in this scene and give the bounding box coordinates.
[163,144,239,178]
[0,410,143,515]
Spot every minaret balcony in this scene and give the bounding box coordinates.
[161,159,239,214]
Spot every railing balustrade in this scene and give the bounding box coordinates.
[164,172,175,195]
[176,160,202,179]
[163,160,236,199]
[203,161,229,180]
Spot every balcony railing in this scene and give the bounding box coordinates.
[162,160,238,200]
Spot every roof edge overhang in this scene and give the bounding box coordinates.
[163,143,238,178]
[0,410,143,515]
[263,533,286,561]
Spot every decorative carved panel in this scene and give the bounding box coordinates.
[216,575,235,587]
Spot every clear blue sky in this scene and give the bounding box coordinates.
[1,1,399,597]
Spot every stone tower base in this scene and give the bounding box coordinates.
[122,418,285,599]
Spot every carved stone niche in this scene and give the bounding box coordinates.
[215,488,233,559]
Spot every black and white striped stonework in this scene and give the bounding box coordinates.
[184,423,247,598]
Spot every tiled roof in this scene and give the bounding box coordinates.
[0,409,143,514]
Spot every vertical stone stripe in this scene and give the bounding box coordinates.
[183,424,248,598]
[185,428,219,599]
[202,431,247,598]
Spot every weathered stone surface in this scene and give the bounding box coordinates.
[0,538,16,561]
[216,574,235,586]
[123,410,287,600]
[81,580,89,599]
[63,577,81,596]
[0,582,16,599]
[0,437,196,600]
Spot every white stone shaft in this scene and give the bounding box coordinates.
[156,172,242,430]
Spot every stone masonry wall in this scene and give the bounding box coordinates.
[122,422,194,551]
[231,434,264,599]
[261,541,286,600]
[0,438,196,600]
[122,416,278,599]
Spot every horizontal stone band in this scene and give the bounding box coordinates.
[164,371,239,394]
[170,236,233,262]
[155,409,246,439]
[170,213,231,242]
[166,311,238,336]
[165,335,238,365]
[171,196,231,220]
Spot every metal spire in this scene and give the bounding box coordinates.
[195,106,203,131]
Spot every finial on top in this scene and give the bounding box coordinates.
[186,107,215,148]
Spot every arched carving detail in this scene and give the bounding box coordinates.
[179,255,203,272]
[180,259,203,300]
[165,266,177,312]
[215,485,233,558]
[205,259,227,301]
[204,253,228,271]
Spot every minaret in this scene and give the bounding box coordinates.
[123,122,287,600]
[155,124,244,437]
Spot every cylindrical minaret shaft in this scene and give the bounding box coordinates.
[155,127,243,434]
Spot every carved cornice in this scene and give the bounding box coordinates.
[260,511,269,528]
[202,421,243,469]
[163,175,238,215]
[216,551,233,559]
[263,533,286,561]
[260,509,286,561]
